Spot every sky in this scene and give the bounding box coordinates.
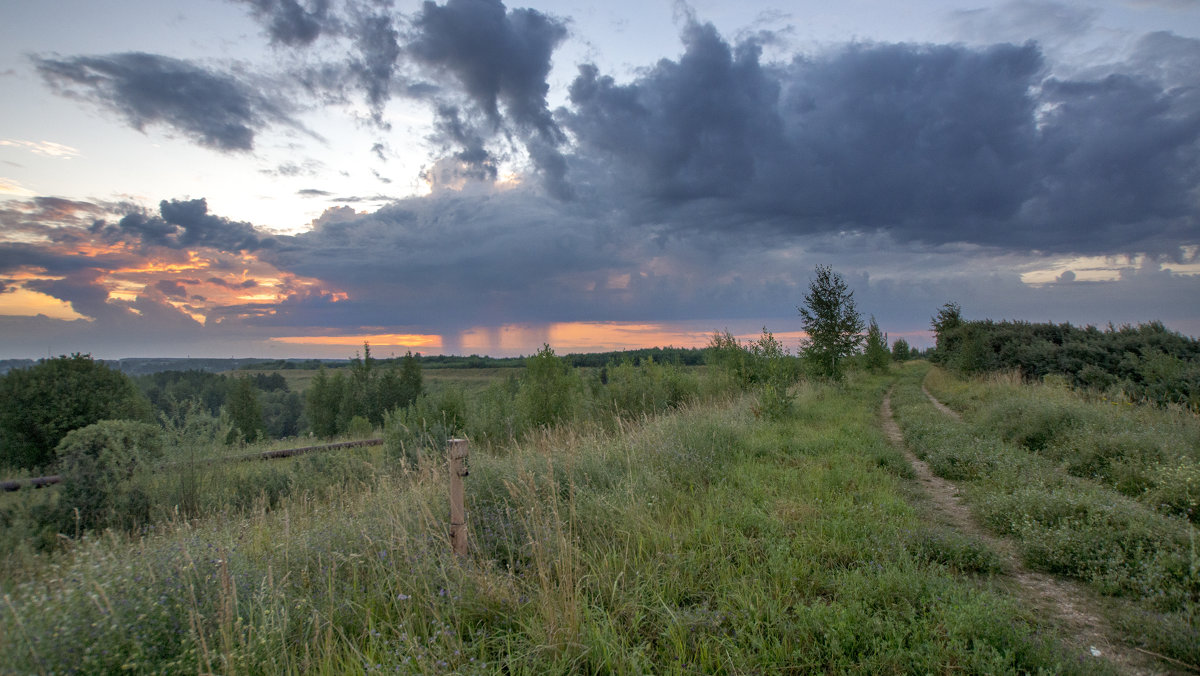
[1,0,1199,359]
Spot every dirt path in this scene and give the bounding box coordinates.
[881,388,1171,675]
[921,384,961,420]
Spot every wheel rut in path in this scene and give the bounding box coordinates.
[880,388,1173,676]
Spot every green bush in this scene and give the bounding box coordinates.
[50,420,163,534]
[384,388,467,466]
[0,354,152,470]
[516,345,582,430]
[346,415,374,438]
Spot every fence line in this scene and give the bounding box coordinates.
[0,438,384,492]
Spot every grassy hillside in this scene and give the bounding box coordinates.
[893,365,1200,666]
[0,369,1111,674]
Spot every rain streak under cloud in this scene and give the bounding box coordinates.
[0,0,1198,358]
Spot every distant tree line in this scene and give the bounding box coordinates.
[931,303,1200,410]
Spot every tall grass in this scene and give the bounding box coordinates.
[0,372,1107,674]
[893,363,1200,664]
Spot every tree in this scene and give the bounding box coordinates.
[225,376,264,444]
[0,354,152,470]
[798,265,865,379]
[864,316,890,372]
[375,350,423,423]
[517,345,580,429]
[891,338,912,362]
[306,366,343,438]
[398,351,423,408]
[931,302,964,363]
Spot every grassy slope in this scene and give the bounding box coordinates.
[893,363,1199,666]
[2,372,1104,674]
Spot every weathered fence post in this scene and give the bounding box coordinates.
[448,439,469,557]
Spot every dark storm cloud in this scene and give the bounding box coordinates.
[154,279,188,298]
[1024,72,1200,252]
[409,0,570,195]
[25,270,121,320]
[206,277,260,289]
[259,189,624,328]
[410,0,567,134]
[0,242,128,276]
[563,22,1200,254]
[237,0,334,47]
[0,196,110,239]
[351,11,404,125]
[33,52,299,151]
[97,198,275,252]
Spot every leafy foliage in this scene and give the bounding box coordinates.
[225,376,265,444]
[53,420,164,533]
[864,315,890,372]
[891,337,912,362]
[798,265,865,379]
[306,345,424,437]
[517,345,582,429]
[930,311,1200,411]
[0,354,152,470]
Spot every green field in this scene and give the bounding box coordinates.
[2,362,1197,673]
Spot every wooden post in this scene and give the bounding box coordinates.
[448,439,469,557]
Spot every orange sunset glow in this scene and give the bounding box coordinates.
[0,242,345,326]
[270,333,443,349]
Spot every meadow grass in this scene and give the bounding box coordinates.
[1,373,1107,674]
[893,363,1200,665]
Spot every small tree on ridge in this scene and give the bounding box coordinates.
[798,265,865,380]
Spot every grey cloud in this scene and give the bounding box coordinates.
[155,279,188,298]
[98,198,275,252]
[236,0,334,47]
[34,52,299,151]
[427,104,497,183]
[298,188,333,197]
[564,22,1199,254]
[409,0,570,195]
[351,11,404,125]
[206,277,259,289]
[949,1,1098,47]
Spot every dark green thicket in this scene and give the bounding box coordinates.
[306,345,423,438]
[930,306,1200,411]
[0,354,153,471]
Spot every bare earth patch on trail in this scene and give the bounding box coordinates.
[921,384,962,420]
[881,389,1173,675]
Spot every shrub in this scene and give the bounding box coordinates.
[51,420,163,534]
[516,345,582,430]
[346,415,374,438]
[384,388,468,466]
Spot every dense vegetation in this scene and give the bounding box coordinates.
[931,303,1200,410]
[2,362,1115,674]
[0,354,153,471]
[3,292,1197,672]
